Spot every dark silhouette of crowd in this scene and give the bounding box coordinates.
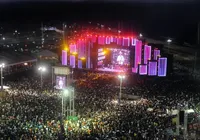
[0,71,199,140]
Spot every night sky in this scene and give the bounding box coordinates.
[0,1,200,44]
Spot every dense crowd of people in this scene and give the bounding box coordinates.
[0,71,199,139]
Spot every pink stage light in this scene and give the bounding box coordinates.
[158,57,167,77]
[144,45,151,64]
[62,50,67,66]
[139,65,147,75]
[122,37,130,46]
[87,44,91,69]
[106,37,111,44]
[117,37,122,45]
[92,36,97,43]
[133,40,142,73]
[113,37,117,43]
[110,36,114,42]
[98,36,105,45]
[70,55,76,68]
[148,61,157,76]
[154,49,160,60]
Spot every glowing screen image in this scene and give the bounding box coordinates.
[97,48,130,72]
[56,76,66,89]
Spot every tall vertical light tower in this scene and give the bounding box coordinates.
[184,102,188,140]
[41,23,44,48]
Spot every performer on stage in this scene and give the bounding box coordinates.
[117,51,125,65]
[58,77,64,89]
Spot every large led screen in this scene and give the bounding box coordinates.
[55,76,66,89]
[97,48,130,72]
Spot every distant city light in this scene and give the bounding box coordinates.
[0,63,5,68]
[63,89,69,96]
[139,33,143,37]
[15,30,17,33]
[38,66,46,72]
[2,37,5,40]
[118,75,125,79]
[24,63,28,66]
[72,52,78,55]
[167,39,172,43]
[80,57,85,60]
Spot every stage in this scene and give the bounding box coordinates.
[97,67,126,73]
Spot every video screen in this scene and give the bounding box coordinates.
[55,76,66,89]
[98,48,130,72]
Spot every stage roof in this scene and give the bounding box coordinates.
[0,51,37,66]
[37,50,58,57]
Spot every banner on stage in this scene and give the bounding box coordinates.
[53,66,70,75]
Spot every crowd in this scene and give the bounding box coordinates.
[0,71,199,139]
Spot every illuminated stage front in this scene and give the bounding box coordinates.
[97,68,125,73]
[61,35,168,77]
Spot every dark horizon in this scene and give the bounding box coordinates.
[0,1,200,44]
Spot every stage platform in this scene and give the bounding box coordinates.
[97,68,127,73]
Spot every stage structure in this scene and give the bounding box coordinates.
[52,66,75,118]
[61,34,168,77]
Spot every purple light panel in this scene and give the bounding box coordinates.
[70,55,76,68]
[62,50,67,65]
[87,44,91,69]
[92,36,97,43]
[78,60,82,68]
[148,61,157,76]
[110,36,114,42]
[77,40,85,58]
[144,45,152,64]
[70,44,77,52]
[122,37,130,46]
[113,37,117,43]
[139,65,147,75]
[134,40,142,73]
[106,37,111,44]
[154,49,160,60]
[117,38,122,45]
[158,57,167,77]
[98,36,105,45]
